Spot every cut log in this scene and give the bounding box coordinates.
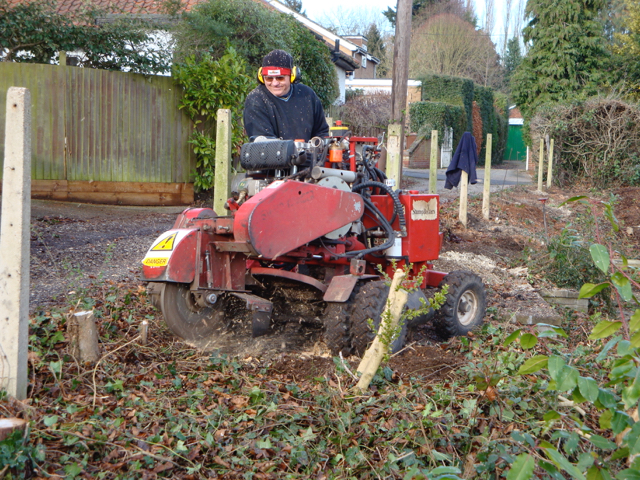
[67,311,101,363]
[0,418,27,441]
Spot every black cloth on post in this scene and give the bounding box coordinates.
[243,83,329,141]
[444,132,479,189]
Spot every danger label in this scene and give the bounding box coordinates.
[142,257,169,267]
[151,233,176,251]
[411,199,437,221]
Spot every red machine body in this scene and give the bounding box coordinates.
[141,133,486,351]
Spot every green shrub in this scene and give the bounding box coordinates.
[419,74,474,131]
[530,97,640,188]
[409,101,466,149]
[173,47,253,191]
[173,0,338,109]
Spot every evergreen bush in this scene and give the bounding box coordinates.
[420,74,474,131]
[409,102,466,149]
[530,97,640,188]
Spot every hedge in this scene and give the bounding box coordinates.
[420,74,474,132]
[409,102,467,150]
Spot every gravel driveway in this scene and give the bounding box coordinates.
[17,200,185,312]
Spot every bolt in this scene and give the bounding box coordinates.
[206,293,218,305]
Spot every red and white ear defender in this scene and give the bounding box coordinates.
[257,65,298,84]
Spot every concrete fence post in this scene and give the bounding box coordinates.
[0,87,31,400]
[213,109,232,215]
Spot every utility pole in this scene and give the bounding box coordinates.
[390,0,412,177]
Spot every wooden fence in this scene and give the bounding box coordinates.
[0,63,195,205]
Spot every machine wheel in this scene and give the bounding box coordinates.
[433,271,486,338]
[349,281,408,356]
[323,301,353,357]
[160,283,228,342]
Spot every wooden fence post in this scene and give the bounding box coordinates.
[0,87,31,400]
[482,134,493,220]
[537,138,544,191]
[546,138,554,188]
[386,124,402,188]
[429,130,438,194]
[459,171,468,228]
[213,109,232,215]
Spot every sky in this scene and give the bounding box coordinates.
[300,0,521,52]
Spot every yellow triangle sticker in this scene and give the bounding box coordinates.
[151,233,177,251]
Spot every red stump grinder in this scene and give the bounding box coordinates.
[141,135,486,355]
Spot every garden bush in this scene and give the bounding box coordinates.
[409,101,466,149]
[530,97,640,188]
[420,74,474,132]
[337,91,391,137]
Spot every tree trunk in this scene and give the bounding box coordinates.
[0,418,27,441]
[67,310,101,363]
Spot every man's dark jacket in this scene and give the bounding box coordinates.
[243,83,329,141]
[444,132,479,189]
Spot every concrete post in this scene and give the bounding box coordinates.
[482,134,492,220]
[546,138,554,188]
[429,130,438,194]
[386,123,402,187]
[213,109,231,215]
[0,87,31,400]
[537,138,544,191]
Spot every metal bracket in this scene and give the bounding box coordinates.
[350,258,366,276]
[230,292,273,338]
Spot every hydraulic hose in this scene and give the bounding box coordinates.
[351,181,407,237]
[339,196,396,258]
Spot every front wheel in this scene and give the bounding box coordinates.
[349,281,408,356]
[160,283,228,342]
[433,271,486,338]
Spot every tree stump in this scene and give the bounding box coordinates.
[0,418,27,441]
[67,310,101,363]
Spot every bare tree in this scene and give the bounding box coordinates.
[484,0,495,35]
[409,13,502,87]
[513,0,526,51]
[314,6,393,36]
[502,0,513,56]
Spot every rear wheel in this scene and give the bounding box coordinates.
[433,271,486,338]
[160,283,228,341]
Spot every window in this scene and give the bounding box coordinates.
[361,55,367,68]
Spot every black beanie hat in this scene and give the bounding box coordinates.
[262,50,293,69]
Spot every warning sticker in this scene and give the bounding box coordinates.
[142,257,169,267]
[151,233,177,251]
[411,199,438,221]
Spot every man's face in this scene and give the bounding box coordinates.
[264,75,291,97]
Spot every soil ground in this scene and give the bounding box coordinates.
[8,166,640,380]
